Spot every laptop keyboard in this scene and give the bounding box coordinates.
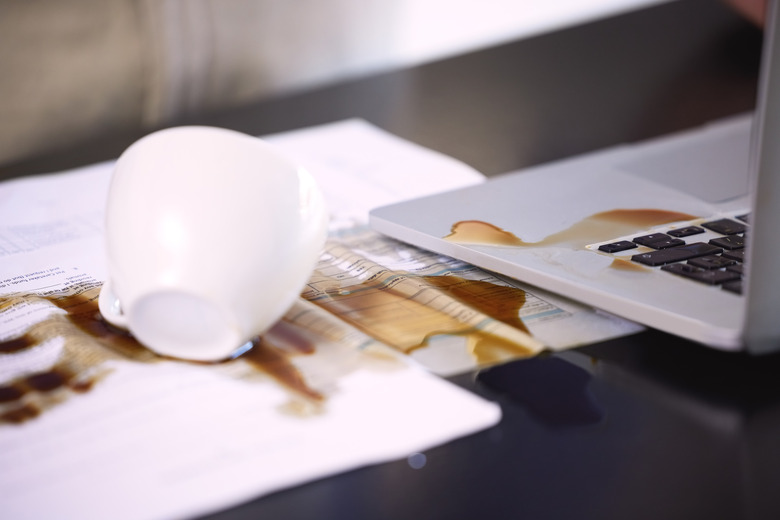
[589,213,748,295]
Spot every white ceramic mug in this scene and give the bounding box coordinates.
[98,126,328,361]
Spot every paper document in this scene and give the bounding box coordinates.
[0,119,639,520]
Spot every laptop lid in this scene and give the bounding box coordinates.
[744,0,780,354]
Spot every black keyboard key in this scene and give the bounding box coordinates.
[726,264,744,275]
[598,240,638,253]
[667,226,705,238]
[688,255,736,270]
[701,218,747,235]
[631,242,722,266]
[648,237,686,249]
[722,280,743,295]
[709,235,745,250]
[632,233,667,245]
[632,233,685,249]
[661,263,742,285]
[722,249,746,262]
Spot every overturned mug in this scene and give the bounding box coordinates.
[98,126,328,361]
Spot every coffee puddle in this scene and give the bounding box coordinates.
[445,209,698,248]
[303,273,537,366]
[2,269,540,425]
[0,284,325,424]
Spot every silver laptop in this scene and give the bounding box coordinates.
[370,1,780,354]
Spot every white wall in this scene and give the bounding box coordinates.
[248,0,673,99]
[383,0,672,70]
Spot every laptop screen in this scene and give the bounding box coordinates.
[743,0,780,352]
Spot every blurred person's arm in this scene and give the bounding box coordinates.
[724,0,767,25]
[0,0,396,169]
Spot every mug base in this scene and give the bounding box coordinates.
[129,290,243,362]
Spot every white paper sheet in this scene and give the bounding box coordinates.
[0,120,501,520]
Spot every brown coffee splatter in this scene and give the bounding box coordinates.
[304,272,538,366]
[2,403,40,424]
[0,334,36,354]
[0,283,325,424]
[242,337,324,403]
[421,275,529,334]
[445,209,698,248]
[2,265,536,425]
[0,385,24,403]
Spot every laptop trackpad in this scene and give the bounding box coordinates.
[619,116,751,203]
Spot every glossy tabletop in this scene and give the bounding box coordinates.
[3,1,777,519]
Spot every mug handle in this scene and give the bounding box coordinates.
[98,280,129,329]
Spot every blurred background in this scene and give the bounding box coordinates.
[0,0,667,168]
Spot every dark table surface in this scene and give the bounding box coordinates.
[5,1,780,519]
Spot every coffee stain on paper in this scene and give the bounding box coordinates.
[421,275,530,334]
[243,338,324,403]
[303,268,542,368]
[2,250,548,425]
[0,281,329,425]
[0,334,37,354]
